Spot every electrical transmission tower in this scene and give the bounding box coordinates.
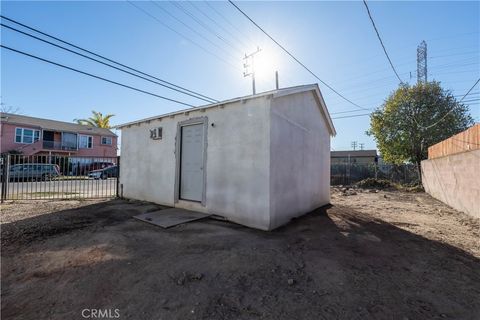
[417,40,427,84]
[243,47,261,95]
[351,141,358,150]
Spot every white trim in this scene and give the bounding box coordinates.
[78,134,93,149]
[61,132,79,150]
[101,136,113,145]
[14,127,40,144]
[174,117,208,206]
[116,84,336,136]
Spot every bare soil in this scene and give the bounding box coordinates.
[1,189,479,320]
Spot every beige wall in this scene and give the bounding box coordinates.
[421,150,480,218]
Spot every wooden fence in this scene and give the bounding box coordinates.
[428,124,480,159]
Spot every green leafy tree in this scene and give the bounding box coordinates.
[367,81,474,176]
[74,111,114,128]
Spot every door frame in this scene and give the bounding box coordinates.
[174,117,208,205]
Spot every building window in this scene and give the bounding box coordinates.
[79,135,93,149]
[15,128,40,144]
[101,136,112,145]
[62,132,78,150]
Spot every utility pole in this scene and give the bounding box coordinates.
[351,141,358,151]
[243,47,261,95]
[417,40,427,84]
[359,143,365,150]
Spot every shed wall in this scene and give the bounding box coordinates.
[120,96,272,229]
[269,91,331,229]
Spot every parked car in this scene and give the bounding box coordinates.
[8,163,60,181]
[88,166,118,179]
[74,161,115,176]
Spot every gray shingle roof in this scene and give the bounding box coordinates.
[0,113,117,137]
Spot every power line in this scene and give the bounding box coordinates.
[330,88,480,119]
[150,0,274,89]
[430,50,480,59]
[461,98,480,103]
[127,1,241,72]
[328,67,477,101]
[0,23,218,104]
[325,43,478,75]
[429,58,479,73]
[186,1,248,52]
[434,69,480,76]
[454,92,479,98]
[1,45,196,107]
[450,137,480,146]
[332,113,371,120]
[228,0,369,111]
[331,52,478,88]
[362,0,403,83]
[330,53,475,110]
[0,14,218,103]
[421,78,480,130]
[188,1,251,50]
[328,67,479,105]
[171,1,243,55]
[204,1,257,46]
[150,1,239,62]
[331,108,374,115]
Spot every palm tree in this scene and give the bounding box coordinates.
[74,111,114,128]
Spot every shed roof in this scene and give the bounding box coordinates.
[0,113,117,136]
[117,84,336,136]
[331,150,378,158]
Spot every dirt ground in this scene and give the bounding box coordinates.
[1,189,479,320]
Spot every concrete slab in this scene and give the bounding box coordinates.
[133,208,211,228]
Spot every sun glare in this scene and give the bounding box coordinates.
[253,49,279,81]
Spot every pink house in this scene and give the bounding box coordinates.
[0,113,117,159]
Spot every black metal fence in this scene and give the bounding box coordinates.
[331,163,420,186]
[1,154,119,201]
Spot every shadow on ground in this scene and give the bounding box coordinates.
[1,199,479,319]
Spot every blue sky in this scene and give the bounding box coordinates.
[1,1,479,151]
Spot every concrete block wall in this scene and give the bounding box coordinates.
[421,150,480,218]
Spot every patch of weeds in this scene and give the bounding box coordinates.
[355,178,394,189]
[355,178,423,192]
[399,184,424,193]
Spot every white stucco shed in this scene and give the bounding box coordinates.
[118,84,336,231]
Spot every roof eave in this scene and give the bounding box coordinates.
[116,84,337,136]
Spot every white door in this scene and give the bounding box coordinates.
[180,123,204,201]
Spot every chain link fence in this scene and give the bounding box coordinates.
[331,163,420,186]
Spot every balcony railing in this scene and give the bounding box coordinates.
[43,140,78,151]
